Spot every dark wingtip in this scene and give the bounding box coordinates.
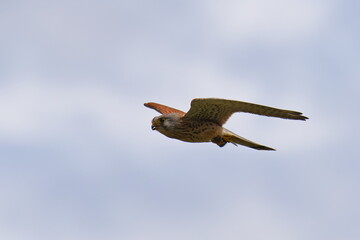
[256,146,276,151]
[292,111,308,121]
[144,102,156,109]
[298,114,309,121]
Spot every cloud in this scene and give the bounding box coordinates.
[0,81,118,142]
[206,0,331,44]
[0,1,359,240]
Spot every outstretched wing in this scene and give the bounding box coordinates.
[144,102,186,116]
[183,98,308,125]
[222,128,275,151]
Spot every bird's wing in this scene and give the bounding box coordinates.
[144,102,186,116]
[222,128,275,151]
[183,98,308,125]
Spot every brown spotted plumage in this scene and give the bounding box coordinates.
[144,98,308,150]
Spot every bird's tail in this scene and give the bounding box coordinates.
[222,128,275,151]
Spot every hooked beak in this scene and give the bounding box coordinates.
[151,125,156,130]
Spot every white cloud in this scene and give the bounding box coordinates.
[0,80,131,143]
[209,198,305,240]
[206,0,331,43]
[0,1,358,240]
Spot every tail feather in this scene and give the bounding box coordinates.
[222,128,275,151]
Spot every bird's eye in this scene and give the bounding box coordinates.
[159,118,165,123]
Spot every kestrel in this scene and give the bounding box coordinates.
[144,98,308,150]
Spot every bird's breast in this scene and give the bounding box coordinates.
[160,120,222,143]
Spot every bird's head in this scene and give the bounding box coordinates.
[151,113,181,133]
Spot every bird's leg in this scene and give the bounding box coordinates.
[211,136,227,147]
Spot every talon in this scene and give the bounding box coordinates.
[211,136,227,147]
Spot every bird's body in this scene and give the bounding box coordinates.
[152,113,222,143]
[145,98,308,150]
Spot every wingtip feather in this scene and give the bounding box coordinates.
[290,111,308,121]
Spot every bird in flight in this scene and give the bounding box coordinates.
[144,98,308,150]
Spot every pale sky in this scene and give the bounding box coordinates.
[0,0,359,239]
